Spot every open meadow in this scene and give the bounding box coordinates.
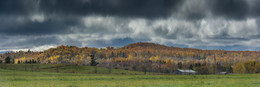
[0,64,259,87]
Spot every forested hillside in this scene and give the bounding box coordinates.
[1,42,260,74]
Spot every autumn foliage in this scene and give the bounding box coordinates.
[1,42,260,74]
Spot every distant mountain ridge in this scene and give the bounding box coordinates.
[121,42,169,49]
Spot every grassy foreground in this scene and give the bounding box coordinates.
[0,64,259,87]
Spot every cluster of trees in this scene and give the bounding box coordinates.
[233,60,260,73]
[1,42,260,74]
[17,59,38,64]
[1,57,39,64]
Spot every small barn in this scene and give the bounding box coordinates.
[173,69,196,75]
[219,72,228,75]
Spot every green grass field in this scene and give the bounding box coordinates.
[0,64,259,87]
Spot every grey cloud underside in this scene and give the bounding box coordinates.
[211,0,249,19]
[1,0,260,51]
[0,0,181,18]
[1,0,260,19]
[0,15,83,35]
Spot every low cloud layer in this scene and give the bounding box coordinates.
[1,0,260,52]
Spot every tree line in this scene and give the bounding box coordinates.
[0,42,260,74]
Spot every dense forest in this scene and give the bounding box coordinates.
[1,42,260,74]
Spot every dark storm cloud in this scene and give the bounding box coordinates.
[0,16,82,35]
[1,0,260,19]
[0,0,29,15]
[248,0,260,17]
[39,0,183,18]
[0,0,182,35]
[211,0,249,19]
[1,0,260,51]
[0,0,183,18]
[38,0,260,19]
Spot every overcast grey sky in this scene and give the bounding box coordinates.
[1,0,260,52]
